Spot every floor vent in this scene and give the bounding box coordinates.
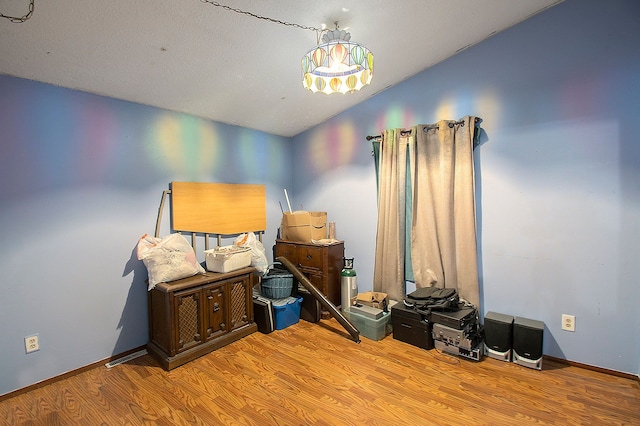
[105,349,147,369]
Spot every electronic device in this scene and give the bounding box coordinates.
[391,302,433,349]
[350,303,384,320]
[429,305,477,330]
[432,323,479,351]
[483,311,514,362]
[513,316,544,370]
[434,339,482,361]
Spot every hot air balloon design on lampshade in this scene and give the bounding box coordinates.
[302,28,373,94]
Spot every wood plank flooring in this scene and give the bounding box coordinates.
[1,318,639,425]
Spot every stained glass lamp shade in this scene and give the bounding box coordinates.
[302,29,373,94]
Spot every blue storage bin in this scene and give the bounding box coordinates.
[272,297,303,330]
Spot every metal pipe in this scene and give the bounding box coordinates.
[276,256,360,343]
[154,189,171,238]
[366,117,482,141]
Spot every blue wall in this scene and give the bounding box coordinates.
[0,77,293,396]
[1,0,638,396]
[291,0,640,375]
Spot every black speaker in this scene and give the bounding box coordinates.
[512,316,544,370]
[483,311,514,362]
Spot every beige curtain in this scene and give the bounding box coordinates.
[410,116,479,307]
[372,128,415,302]
[373,116,480,307]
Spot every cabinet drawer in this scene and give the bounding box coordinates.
[275,242,298,264]
[297,245,323,269]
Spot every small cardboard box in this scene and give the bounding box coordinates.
[355,292,389,310]
[280,211,327,242]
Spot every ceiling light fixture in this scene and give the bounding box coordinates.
[302,22,373,95]
[201,1,373,95]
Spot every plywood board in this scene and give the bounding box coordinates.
[171,182,266,235]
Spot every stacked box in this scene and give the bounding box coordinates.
[280,211,327,242]
[343,307,391,341]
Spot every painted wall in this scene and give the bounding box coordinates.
[1,0,638,397]
[291,0,640,374]
[0,76,292,396]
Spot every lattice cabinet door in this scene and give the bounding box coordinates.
[204,284,227,341]
[173,287,203,355]
[229,277,252,331]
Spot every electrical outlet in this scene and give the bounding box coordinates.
[25,334,40,353]
[561,314,575,332]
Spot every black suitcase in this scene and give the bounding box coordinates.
[252,293,274,334]
[391,302,434,349]
[296,284,321,323]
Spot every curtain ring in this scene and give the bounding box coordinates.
[447,121,465,128]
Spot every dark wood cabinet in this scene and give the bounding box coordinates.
[147,267,257,370]
[274,240,344,307]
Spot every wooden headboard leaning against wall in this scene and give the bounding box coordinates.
[155,181,267,250]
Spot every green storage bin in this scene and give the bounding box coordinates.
[344,307,392,341]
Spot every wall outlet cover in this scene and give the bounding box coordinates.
[25,334,40,353]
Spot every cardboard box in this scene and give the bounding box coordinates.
[280,211,327,242]
[355,291,389,310]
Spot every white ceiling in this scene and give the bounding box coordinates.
[0,0,562,137]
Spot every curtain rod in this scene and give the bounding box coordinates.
[365,117,481,141]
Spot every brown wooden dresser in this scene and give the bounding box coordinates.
[274,240,344,307]
[147,267,257,370]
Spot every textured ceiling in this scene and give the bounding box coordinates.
[0,0,562,137]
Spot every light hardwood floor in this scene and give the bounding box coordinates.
[2,318,639,425]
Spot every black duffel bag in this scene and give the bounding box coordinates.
[403,287,459,311]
